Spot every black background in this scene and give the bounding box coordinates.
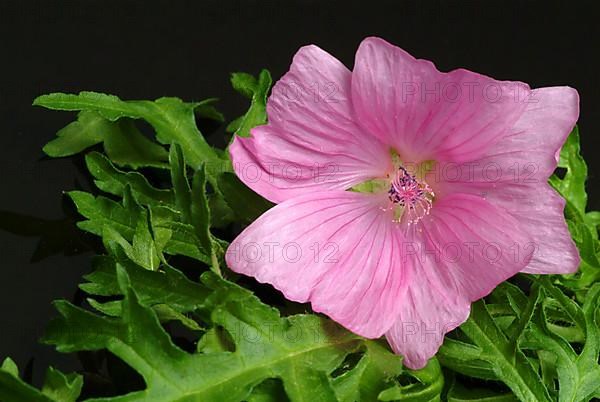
[0,0,598,388]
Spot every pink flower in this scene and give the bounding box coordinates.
[226,37,580,369]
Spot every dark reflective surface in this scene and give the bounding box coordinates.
[0,0,598,387]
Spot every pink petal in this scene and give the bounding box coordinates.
[225,190,408,338]
[450,183,579,275]
[500,86,579,174]
[493,184,579,274]
[386,193,532,369]
[434,87,579,190]
[434,86,580,274]
[229,45,390,203]
[351,37,530,164]
[386,278,471,370]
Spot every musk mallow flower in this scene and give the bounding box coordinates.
[225,37,580,369]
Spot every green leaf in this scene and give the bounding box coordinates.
[229,70,272,139]
[168,144,219,266]
[42,266,417,402]
[129,211,160,271]
[549,126,587,219]
[191,165,212,257]
[522,283,600,402]
[149,206,211,263]
[90,298,203,331]
[196,327,235,354]
[43,110,169,169]
[91,194,160,271]
[438,338,498,381]
[585,211,600,235]
[225,115,243,134]
[332,340,403,402]
[40,367,84,402]
[170,144,193,224]
[218,172,273,223]
[35,92,225,171]
[69,190,140,240]
[231,72,260,99]
[102,119,169,169]
[207,191,237,228]
[377,358,443,401]
[539,277,585,330]
[0,359,82,402]
[69,190,210,263]
[191,164,222,274]
[489,282,528,316]
[81,256,209,312]
[505,282,540,346]
[153,304,202,331]
[1,358,18,376]
[441,299,552,402]
[548,127,600,290]
[42,111,104,157]
[86,152,174,206]
[569,221,600,269]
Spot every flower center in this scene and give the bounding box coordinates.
[386,165,435,225]
[350,150,436,225]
